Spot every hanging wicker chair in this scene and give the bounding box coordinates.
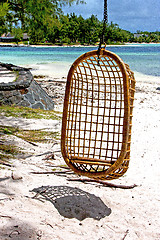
[61,49,135,180]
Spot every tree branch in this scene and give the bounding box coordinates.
[67,178,138,189]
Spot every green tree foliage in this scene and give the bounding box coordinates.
[0,2,10,35]
[11,27,23,43]
[0,0,85,43]
[133,31,160,43]
[0,0,159,44]
[59,14,101,44]
[104,22,132,44]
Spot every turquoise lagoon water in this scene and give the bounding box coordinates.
[0,44,160,77]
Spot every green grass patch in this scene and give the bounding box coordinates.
[0,125,60,143]
[0,106,61,166]
[0,126,18,135]
[0,140,24,167]
[16,129,60,142]
[0,125,60,167]
[13,70,19,82]
[0,143,21,156]
[33,75,47,79]
[0,105,62,120]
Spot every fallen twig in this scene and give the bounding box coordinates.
[0,215,12,218]
[42,153,55,160]
[121,229,129,240]
[31,170,73,175]
[9,230,20,238]
[67,178,138,189]
[53,150,61,153]
[48,165,70,170]
[24,140,39,147]
[21,154,33,159]
[0,161,12,167]
[36,151,52,157]
[17,137,38,146]
[0,177,10,182]
[0,197,11,201]
[21,151,54,159]
[46,222,54,229]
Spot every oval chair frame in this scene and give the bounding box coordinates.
[61,49,135,180]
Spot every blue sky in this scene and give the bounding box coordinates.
[62,0,160,33]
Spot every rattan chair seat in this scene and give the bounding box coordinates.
[61,49,135,180]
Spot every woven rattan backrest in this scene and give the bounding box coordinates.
[61,49,135,179]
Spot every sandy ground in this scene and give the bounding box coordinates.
[0,67,17,84]
[0,65,160,239]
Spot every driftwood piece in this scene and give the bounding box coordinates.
[67,178,138,189]
[0,160,12,167]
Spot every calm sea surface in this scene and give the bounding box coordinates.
[0,44,160,76]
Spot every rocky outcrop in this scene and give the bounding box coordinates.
[0,62,54,110]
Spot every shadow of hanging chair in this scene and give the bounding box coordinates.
[32,185,111,221]
[61,49,136,180]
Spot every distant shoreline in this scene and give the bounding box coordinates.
[0,42,160,48]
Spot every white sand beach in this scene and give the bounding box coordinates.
[0,64,160,239]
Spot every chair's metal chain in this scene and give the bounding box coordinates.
[98,0,108,65]
[103,0,108,43]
